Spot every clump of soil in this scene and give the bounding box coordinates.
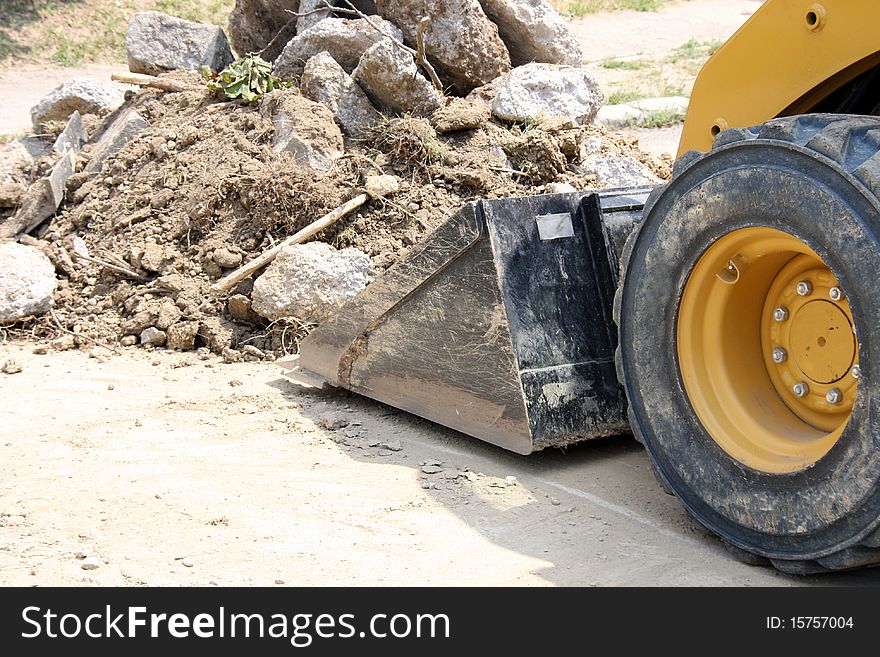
[18,71,669,359]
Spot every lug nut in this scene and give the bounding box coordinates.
[796,281,813,297]
[772,348,788,364]
[826,388,843,405]
[829,287,844,302]
[773,307,789,322]
[853,365,861,380]
[793,382,809,398]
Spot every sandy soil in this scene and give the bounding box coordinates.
[2,343,879,586]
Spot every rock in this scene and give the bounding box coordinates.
[353,40,443,116]
[262,89,344,171]
[0,137,50,187]
[578,154,660,188]
[140,243,174,273]
[181,556,194,568]
[274,17,403,77]
[122,309,158,335]
[0,150,75,239]
[374,0,510,93]
[52,334,76,351]
[198,317,235,354]
[212,247,243,269]
[318,412,349,430]
[430,98,490,133]
[595,104,644,130]
[301,52,380,138]
[126,11,234,75]
[53,111,88,154]
[379,439,402,452]
[120,335,138,347]
[477,0,583,67]
[297,0,332,33]
[140,327,167,346]
[251,242,373,322]
[228,0,300,56]
[491,63,603,125]
[505,475,518,486]
[2,359,22,375]
[166,321,200,350]
[545,182,577,194]
[0,242,57,323]
[242,345,266,360]
[80,556,101,571]
[156,299,183,330]
[227,294,258,323]
[364,174,400,199]
[30,78,125,132]
[550,497,561,506]
[222,347,242,363]
[0,183,26,208]
[421,464,444,475]
[85,109,149,174]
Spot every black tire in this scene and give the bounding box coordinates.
[615,114,880,573]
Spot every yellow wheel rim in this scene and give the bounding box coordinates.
[678,227,859,474]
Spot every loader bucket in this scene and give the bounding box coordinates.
[281,188,652,454]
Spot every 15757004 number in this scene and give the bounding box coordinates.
[766,617,854,630]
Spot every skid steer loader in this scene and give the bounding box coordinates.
[283,0,880,573]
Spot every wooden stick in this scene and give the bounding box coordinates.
[111,73,188,93]
[211,193,369,295]
[71,251,146,281]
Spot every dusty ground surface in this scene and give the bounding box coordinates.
[3,343,880,587]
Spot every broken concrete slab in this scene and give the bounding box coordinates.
[228,0,300,55]
[0,242,57,323]
[251,242,373,322]
[85,109,149,174]
[373,0,511,93]
[478,0,584,67]
[0,137,51,187]
[274,17,403,77]
[353,40,444,116]
[52,111,88,154]
[301,52,381,138]
[262,89,344,171]
[30,78,125,132]
[0,150,75,239]
[126,11,235,75]
[491,63,603,125]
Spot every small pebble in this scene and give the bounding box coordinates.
[81,556,101,571]
[181,556,194,568]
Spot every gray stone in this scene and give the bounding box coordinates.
[212,247,242,269]
[227,294,260,323]
[274,17,403,77]
[228,0,300,56]
[578,154,659,188]
[301,52,380,138]
[126,11,234,75]
[353,40,443,116]
[262,89,344,171]
[374,0,511,93]
[364,174,400,199]
[252,242,372,322]
[166,321,200,350]
[140,327,167,346]
[86,109,149,174]
[81,556,101,571]
[297,0,332,34]
[53,111,88,154]
[0,150,75,239]
[30,78,124,132]
[478,0,583,67]
[0,137,50,186]
[140,243,175,273]
[156,299,183,331]
[0,243,57,323]
[198,317,235,354]
[491,63,603,125]
[318,412,350,430]
[595,104,644,130]
[2,359,23,374]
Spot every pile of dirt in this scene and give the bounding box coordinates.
[1,12,670,362]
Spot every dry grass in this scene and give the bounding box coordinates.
[366,117,448,173]
[0,0,233,67]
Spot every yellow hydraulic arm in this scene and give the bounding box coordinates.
[680,0,880,156]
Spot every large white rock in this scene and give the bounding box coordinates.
[126,11,234,75]
[0,242,57,323]
[478,0,584,66]
[353,40,443,116]
[491,63,603,125]
[274,17,403,77]
[301,52,381,138]
[252,242,373,322]
[30,78,125,132]
[374,0,511,93]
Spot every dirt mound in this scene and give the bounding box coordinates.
[5,68,668,360]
